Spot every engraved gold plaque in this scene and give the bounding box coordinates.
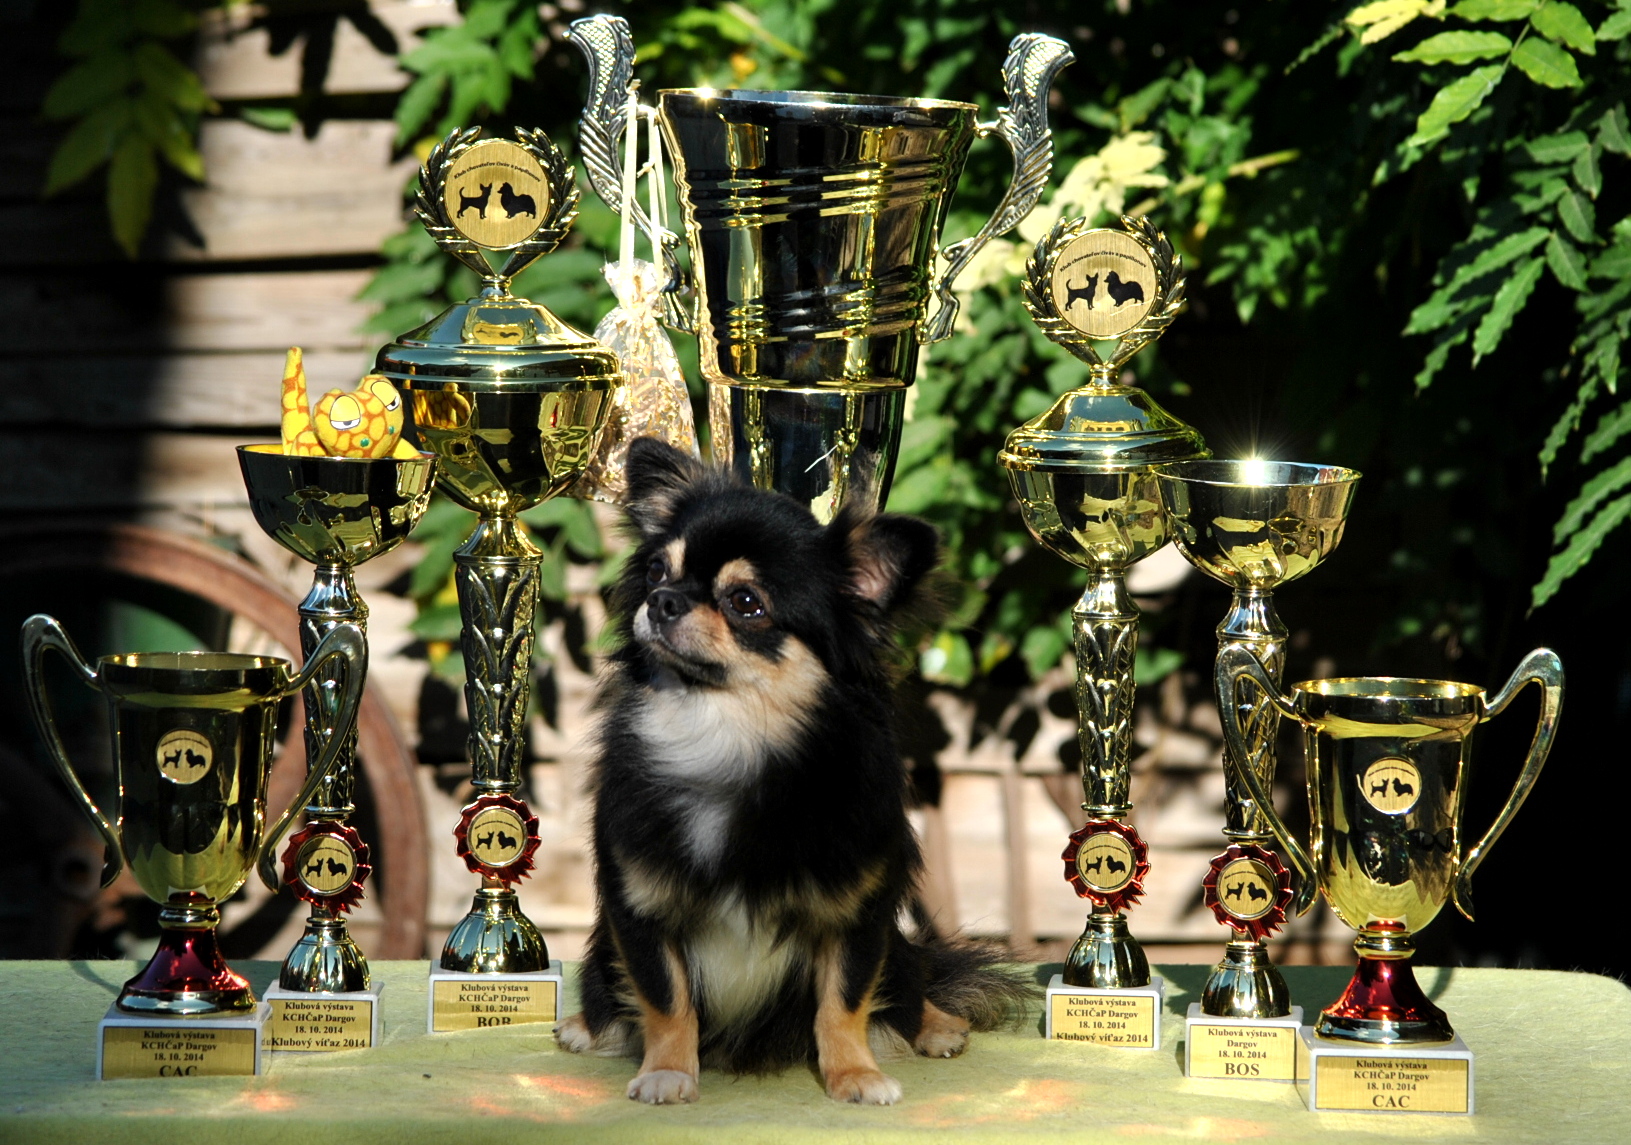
[1187,1022,1300,1080]
[100,1025,258,1078]
[1313,1055,1470,1113]
[431,978,557,1032]
[1074,833,1136,895]
[266,997,374,1051]
[1049,230,1157,338]
[442,139,550,249]
[1216,857,1277,922]
[1359,756,1422,815]
[466,805,527,868]
[1047,992,1156,1047]
[155,729,212,785]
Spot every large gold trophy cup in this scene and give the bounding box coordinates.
[1216,645,1563,1112]
[1000,215,1207,1050]
[373,126,618,1028]
[21,614,365,1076]
[571,14,1071,515]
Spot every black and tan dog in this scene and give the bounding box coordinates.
[556,439,1022,1104]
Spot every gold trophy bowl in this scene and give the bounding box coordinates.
[374,127,619,976]
[21,615,366,1015]
[238,445,434,994]
[1217,645,1564,1043]
[1155,458,1359,1019]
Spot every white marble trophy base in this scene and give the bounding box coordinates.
[263,983,382,1051]
[1296,1026,1474,1114]
[1043,972,1165,1050]
[426,960,564,1034]
[1183,1002,1303,1080]
[97,1001,269,1079]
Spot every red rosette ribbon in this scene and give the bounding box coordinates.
[1060,818,1150,914]
[454,792,540,886]
[280,822,371,913]
[1201,842,1293,941]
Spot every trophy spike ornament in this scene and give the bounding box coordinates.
[1001,215,1207,1047]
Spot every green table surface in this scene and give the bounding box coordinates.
[1,960,1627,1144]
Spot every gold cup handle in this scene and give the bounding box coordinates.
[20,614,125,888]
[920,33,1075,344]
[255,622,369,891]
[1215,645,1320,916]
[1454,647,1565,921]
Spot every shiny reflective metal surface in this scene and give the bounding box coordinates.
[1217,646,1564,1043]
[21,616,365,1014]
[1157,458,1359,1019]
[238,446,434,993]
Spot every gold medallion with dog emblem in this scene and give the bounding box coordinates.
[155,729,212,785]
[1075,832,1136,894]
[294,833,357,897]
[466,805,528,867]
[1049,229,1158,339]
[1215,856,1277,922]
[1358,757,1422,815]
[442,138,550,249]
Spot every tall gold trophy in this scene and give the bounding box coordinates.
[238,444,434,1049]
[999,216,1206,1050]
[1154,458,1359,1078]
[1216,645,1563,1113]
[571,14,1072,515]
[21,614,365,1077]
[372,126,619,1031]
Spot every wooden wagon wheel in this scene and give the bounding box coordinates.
[0,522,428,958]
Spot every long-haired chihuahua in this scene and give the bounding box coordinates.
[555,438,1022,1104]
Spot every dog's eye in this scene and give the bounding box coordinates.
[728,588,764,618]
[646,558,667,585]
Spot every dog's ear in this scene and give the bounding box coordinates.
[833,507,939,613]
[624,437,705,537]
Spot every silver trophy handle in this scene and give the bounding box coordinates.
[1215,645,1319,916]
[1454,647,1564,921]
[921,33,1074,344]
[568,14,694,334]
[257,622,369,891]
[20,614,125,888]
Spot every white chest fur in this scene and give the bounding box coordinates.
[685,894,805,1027]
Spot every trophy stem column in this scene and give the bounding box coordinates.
[1201,586,1291,1017]
[1062,572,1149,989]
[282,564,370,993]
[443,514,549,973]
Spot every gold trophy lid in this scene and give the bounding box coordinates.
[374,127,620,391]
[999,215,1206,473]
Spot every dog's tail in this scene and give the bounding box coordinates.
[918,937,1036,1030]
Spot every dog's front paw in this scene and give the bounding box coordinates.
[825,1068,903,1105]
[555,1012,593,1054]
[628,1069,698,1104]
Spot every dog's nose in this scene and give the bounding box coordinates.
[648,588,690,623]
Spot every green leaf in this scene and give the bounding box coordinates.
[407,601,463,642]
[41,52,134,119]
[1599,10,1631,39]
[1415,327,1471,388]
[1449,0,1537,17]
[129,0,196,38]
[1510,36,1582,87]
[1393,30,1512,63]
[1471,254,1544,363]
[133,42,212,112]
[240,107,296,132]
[1539,376,1597,475]
[1523,130,1588,164]
[896,415,955,472]
[1019,624,1067,681]
[1408,65,1504,147]
[1557,187,1597,242]
[1599,106,1631,156]
[1133,644,1183,685]
[1529,1,1595,53]
[42,98,132,195]
[1592,242,1631,278]
[395,72,447,144]
[1533,491,1631,608]
[1582,399,1631,463]
[132,91,202,180]
[1546,231,1589,290]
[1552,455,1631,543]
[1403,226,1548,334]
[520,498,603,559]
[1573,145,1602,197]
[535,541,568,602]
[920,630,974,687]
[106,133,158,258]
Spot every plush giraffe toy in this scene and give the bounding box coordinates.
[280,347,418,459]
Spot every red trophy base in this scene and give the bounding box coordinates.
[1315,923,1453,1045]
